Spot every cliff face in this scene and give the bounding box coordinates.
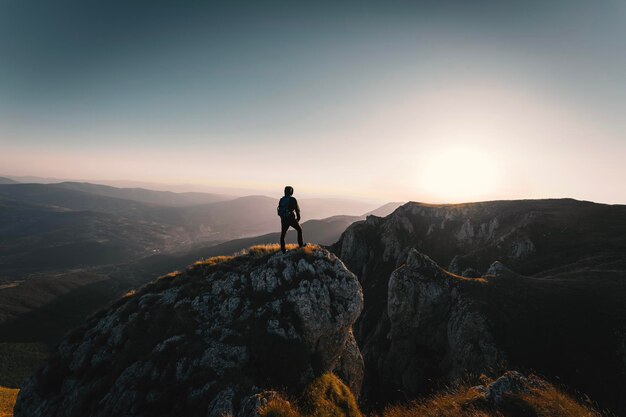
[14,246,364,417]
[332,199,626,413]
[383,249,505,394]
[335,199,626,280]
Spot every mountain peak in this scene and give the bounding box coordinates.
[14,245,364,417]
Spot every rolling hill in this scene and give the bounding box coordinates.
[0,183,400,277]
[0,186,395,349]
[0,213,362,346]
[50,181,232,206]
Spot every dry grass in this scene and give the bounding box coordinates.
[260,397,301,417]
[122,289,137,298]
[193,244,321,269]
[382,380,602,417]
[245,243,320,256]
[445,271,489,284]
[0,387,18,417]
[299,244,319,256]
[192,246,285,268]
[259,373,361,417]
[236,244,321,258]
[245,244,298,256]
[518,386,602,417]
[156,270,183,281]
[193,255,234,267]
[300,373,362,417]
[383,386,492,417]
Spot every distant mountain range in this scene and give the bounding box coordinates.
[50,181,232,206]
[0,175,386,211]
[0,181,400,277]
[0,177,18,185]
[0,180,401,351]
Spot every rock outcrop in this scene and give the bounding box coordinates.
[14,246,363,417]
[478,371,548,406]
[383,249,505,394]
[332,199,626,414]
[386,370,601,417]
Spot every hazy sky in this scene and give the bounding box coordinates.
[1,0,625,203]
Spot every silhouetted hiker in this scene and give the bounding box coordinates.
[278,185,304,253]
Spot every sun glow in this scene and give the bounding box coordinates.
[416,146,500,203]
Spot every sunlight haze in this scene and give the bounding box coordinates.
[1,0,625,203]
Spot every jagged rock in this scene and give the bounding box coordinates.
[483,371,548,405]
[510,235,535,258]
[332,199,626,414]
[448,255,462,274]
[14,247,364,417]
[461,267,481,278]
[456,219,475,243]
[239,391,281,417]
[333,330,364,398]
[384,249,505,394]
[486,261,511,276]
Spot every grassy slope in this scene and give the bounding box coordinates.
[382,382,602,417]
[0,387,17,417]
[261,373,602,417]
[260,373,362,417]
[0,343,49,387]
[0,374,605,417]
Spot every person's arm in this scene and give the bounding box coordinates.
[292,197,301,221]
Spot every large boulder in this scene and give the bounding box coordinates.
[14,246,363,417]
[383,249,505,394]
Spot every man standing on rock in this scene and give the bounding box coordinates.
[278,185,304,253]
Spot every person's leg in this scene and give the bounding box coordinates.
[290,218,304,247]
[280,218,289,252]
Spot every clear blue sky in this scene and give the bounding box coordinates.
[1,0,625,202]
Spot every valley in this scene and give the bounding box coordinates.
[1,183,625,415]
[0,180,398,389]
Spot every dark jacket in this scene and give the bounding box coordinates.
[277,196,301,220]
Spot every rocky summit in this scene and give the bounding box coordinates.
[333,199,626,413]
[14,246,364,417]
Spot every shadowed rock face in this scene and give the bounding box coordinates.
[332,199,626,413]
[381,250,626,413]
[383,249,505,395]
[14,247,363,417]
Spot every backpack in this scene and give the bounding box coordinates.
[277,196,291,218]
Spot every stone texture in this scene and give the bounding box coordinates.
[383,249,505,394]
[331,199,626,413]
[14,247,363,417]
[333,330,364,398]
[482,371,548,405]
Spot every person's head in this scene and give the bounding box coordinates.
[284,186,294,196]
